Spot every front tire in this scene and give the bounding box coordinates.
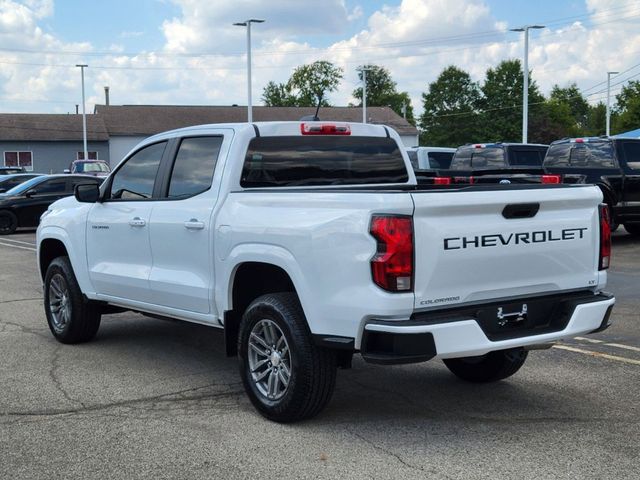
[443,348,528,383]
[0,210,17,235]
[238,293,337,423]
[44,256,101,344]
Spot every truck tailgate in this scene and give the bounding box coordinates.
[411,185,603,310]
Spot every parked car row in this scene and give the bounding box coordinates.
[0,174,103,235]
[411,136,640,235]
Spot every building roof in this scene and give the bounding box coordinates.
[0,114,109,141]
[94,105,418,136]
[0,106,418,143]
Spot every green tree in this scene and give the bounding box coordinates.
[613,81,640,134]
[549,83,590,130]
[530,99,577,144]
[584,102,606,136]
[352,64,415,124]
[262,81,297,107]
[261,61,343,107]
[419,65,482,147]
[289,60,343,107]
[480,59,544,142]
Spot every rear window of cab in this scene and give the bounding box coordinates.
[241,136,408,187]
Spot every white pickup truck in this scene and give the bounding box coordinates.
[37,121,615,422]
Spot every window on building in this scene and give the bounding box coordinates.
[77,151,98,160]
[4,151,33,171]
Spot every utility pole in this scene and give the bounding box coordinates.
[233,19,265,123]
[510,25,545,144]
[76,64,88,160]
[606,71,619,137]
[358,65,371,123]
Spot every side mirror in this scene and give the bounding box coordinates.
[0,188,6,194]
[75,183,100,203]
[25,189,38,197]
[63,169,71,174]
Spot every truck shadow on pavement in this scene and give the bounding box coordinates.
[86,313,609,426]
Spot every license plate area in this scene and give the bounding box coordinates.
[476,297,570,341]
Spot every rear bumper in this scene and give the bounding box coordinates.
[360,292,615,364]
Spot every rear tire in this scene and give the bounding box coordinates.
[624,223,640,236]
[443,348,528,383]
[0,210,17,235]
[44,256,101,344]
[238,292,337,423]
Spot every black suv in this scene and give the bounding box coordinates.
[450,143,549,170]
[543,137,640,235]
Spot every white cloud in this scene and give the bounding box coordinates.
[2,0,640,119]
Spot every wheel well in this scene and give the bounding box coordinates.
[39,239,68,281]
[224,262,296,356]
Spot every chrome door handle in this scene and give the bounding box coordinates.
[184,219,205,230]
[129,217,146,227]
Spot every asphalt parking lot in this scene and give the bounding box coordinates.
[0,230,638,479]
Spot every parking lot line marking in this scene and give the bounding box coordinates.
[0,238,36,247]
[0,241,36,252]
[573,336,604,344]
[553,345,640,366]
[604,343,640,353]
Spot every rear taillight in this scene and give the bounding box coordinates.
[541,174,561,184]
[300,123,351,135]
[370,215,413,292]
[599,204,611,270]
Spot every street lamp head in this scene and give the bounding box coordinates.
[234,19,265,26]
[75,64,88,68]
[608,71,619,75]
[510,25,545,32]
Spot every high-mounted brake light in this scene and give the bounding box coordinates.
[300,123,351,135]
[433,177,451,185]
[541,174,561,184]
[599,204,611,270]
[370,215,413,292]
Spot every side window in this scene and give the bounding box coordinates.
[34,178,67,194]
[544,144,571,167]
[109,142,166,200]
[168,136,223,199]
[621,141,640,170]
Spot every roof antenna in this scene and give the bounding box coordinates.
[300,93,323,121]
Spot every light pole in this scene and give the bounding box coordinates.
[76,64,88,160]
[606,71,619,137]
[233,19,264,123]
[358,65,371,123]
[510,25,545,144]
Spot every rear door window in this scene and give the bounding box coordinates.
[241,136,408,187]
[168,136,223,198]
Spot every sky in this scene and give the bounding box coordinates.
[1,0,639,117]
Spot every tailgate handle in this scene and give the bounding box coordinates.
[502,203,539,219]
